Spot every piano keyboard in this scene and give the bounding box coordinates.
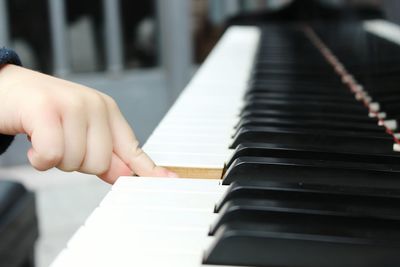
[51,21,400,267]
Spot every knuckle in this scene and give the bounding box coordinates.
[39,150,63,166]
[34,94,54,110]
[66,96,85,113]
[104,95,118,110]
[90,93,107,109]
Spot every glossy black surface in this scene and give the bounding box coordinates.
[206,22,400,267]
[229,126,393,153]
[226,143,400,168]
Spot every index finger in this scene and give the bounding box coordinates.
[106,100,177,177]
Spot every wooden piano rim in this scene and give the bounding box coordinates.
[163,166,225,179]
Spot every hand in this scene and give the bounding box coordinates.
[0,64,177,183]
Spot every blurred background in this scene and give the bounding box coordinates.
[0,0,400,266]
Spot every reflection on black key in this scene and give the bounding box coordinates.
[248,81,351,95]
[204,217,400,267]
[210,201,400,236]
[230,126,393,154]
[242,99,368,115]
[241,109,377,123]
[234,117,384,133]
[226,143,400,168]
[214,183,400,221]
[223,156,400,189]
[244,92,357,103]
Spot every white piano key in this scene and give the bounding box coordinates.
[112,177,225,192]
[384,119,398,131]
[368,102,380,112]
[143,143,233,156]
[51,248,244,267]
[67,226,214,252]
[100,190,223,210]
[394,143,400,152]
[154,125,235,136]
[159,116,238,125]
[84,207,217,229]
[169,102,242,111]
[378,112,387,119]
[147,152,227,169]
[147,133,230,146]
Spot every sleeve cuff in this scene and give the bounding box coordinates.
[0,48,21,154]
[0,47,22,66]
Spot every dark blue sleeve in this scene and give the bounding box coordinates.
[0,48,22,66]
[0,48,22,154]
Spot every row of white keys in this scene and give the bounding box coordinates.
[50,177,249,267]
[363,20,400,150]
[143,26,261,174]
[362,19,400,120]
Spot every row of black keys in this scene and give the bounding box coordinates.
[316,23,400,123]
[202,25,400,267]
[203,180,400,267]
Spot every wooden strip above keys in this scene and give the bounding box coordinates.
[145,151,228,179]
[165,166,223,179]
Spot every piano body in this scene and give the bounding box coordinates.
[50,7,400,267]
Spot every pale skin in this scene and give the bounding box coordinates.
[0,64,177,184]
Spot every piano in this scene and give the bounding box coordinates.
[50,20,400,267]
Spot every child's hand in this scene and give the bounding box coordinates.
[0,64,176,183]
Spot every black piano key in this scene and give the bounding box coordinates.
[241,109,377,123]
[215,181,400,213]
[251,71,342,83]
[249,80,351,92]
[230,126,393,154]
[222,156,400,189]
[209,205,400,239]
[252,63,334,74]
[226,143,400,168]
[242,99,369,115]
[370,94,400,102]
[234,117,384,133]
[212,185,400,226]
[248,82,352,95]
[204,219,400,267]
[372,103,400,118]
[364,87,400,99]
[244,92,358,103]
[211,196,400,236]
